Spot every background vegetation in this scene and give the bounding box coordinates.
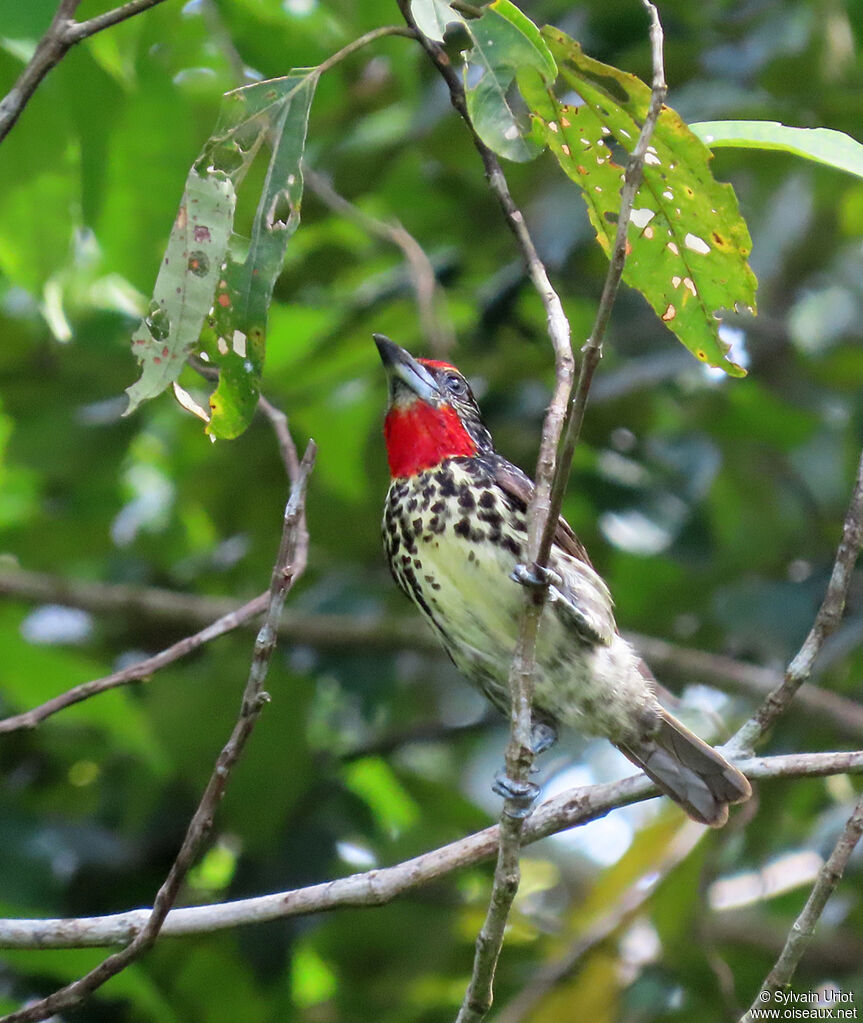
[1,0,862,1019]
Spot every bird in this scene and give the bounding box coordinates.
[374,333,752,826]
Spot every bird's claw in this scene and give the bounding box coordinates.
[530,720,558,757]
[510,563,554,589]
[492,770,539,819]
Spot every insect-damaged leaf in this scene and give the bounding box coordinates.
[125,170,236,415]
[125,70,317,437]
[523,28,757,377]
[409,0,555,162]
[463,0,556,163]
[202,71,317,439]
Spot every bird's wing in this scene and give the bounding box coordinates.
[492,458,616,645]
[491,459,594,566]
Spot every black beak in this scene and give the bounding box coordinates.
[374,334,440,402]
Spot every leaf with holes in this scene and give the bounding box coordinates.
[463,0,556,163]
[203,71,318,439]
[125,169,236,415]
[523,28,756,377]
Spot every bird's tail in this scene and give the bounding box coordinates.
[617,709,752,827]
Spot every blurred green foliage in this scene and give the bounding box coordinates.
[0,0,862,1020]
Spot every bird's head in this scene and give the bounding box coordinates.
[374,334,492,478]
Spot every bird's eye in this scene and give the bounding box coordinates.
[445,373,467,397]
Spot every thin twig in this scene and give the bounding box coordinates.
[1,442,316,1023]
[394,1,575,1014]
[0,592,269,734]
[0,749,860,953]
[538,0,667,569]
[730,447,863,753]
[0,0,170,145]
[304,166,455,355]
[396,2,667,1018]
[740,791,863,1022]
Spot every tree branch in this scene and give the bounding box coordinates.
[0,0,171,146]
[740,790,863,1022]
[0,750,860,953]
[1,442,316,1023]
[730,446,863,752]
[393,2,579,1015]
[538,0,667,570]
[0,591,270,734]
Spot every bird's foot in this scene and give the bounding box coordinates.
[493,770,539,818]
[530,720,558,763]
[510,563,556,590]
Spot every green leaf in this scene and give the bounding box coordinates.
[124,71,317,436]
[525,29,757,377]
[124,169,237,415]
[203,72,318,439]
[691,120,863,181]
[409,0,463,41]
[462,0,556,163]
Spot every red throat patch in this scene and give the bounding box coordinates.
[384,401,476,477]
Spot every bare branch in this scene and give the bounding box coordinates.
[1,443,316,1023]
[730,447,863,752]
[392,3,576,1014]
[740,791,863,1022]
[0,750,860,954]
[0,592,269,734]
[0,0,170,145]
[538,0,667,569]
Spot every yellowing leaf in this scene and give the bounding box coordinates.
[524,29,757,377]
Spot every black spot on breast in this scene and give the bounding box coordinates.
[431,500,446,514]
[479,490,496,509]
[407,497,418,513]
[412,517,422,533]
[502,536,521,557]
[429,516,446,535]
[454,518,471,539]
[437,474,457,497]
[478,509,502,528]
[457,488,475,510]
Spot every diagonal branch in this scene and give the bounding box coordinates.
[397,2,667,1018]
[0,0,171,145]
[0,750,861,954]
[740,790,863,1022]
[0,591,269,734]
[538,0,667,570]
[730,446,863,753]
[1,441,316,1023]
